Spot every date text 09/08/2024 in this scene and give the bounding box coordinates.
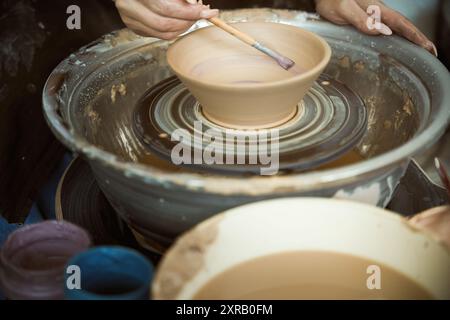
[176,304,273,317]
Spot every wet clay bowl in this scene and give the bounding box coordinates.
[152,198,450,300]
[167,22,332,129]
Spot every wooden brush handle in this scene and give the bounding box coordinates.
[208,17,257,46]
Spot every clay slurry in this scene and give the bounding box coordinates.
[193,251,432,299]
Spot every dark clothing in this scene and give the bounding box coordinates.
[0,0,124,222]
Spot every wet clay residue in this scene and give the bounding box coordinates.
[316,150,364,170]
[338,56,351,69]
[111,83,127,103]
[152,216,223,299]
[333,55,419,158]
[85,97,101,123]
[84,29,142,54]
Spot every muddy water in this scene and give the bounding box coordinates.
[193,251,432,300]
[317,150,365,170]
[139,149,364,174]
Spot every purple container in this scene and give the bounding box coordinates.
[0,220,91,299]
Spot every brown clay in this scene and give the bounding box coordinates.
[167,22,331,129]
[192,251,432,300]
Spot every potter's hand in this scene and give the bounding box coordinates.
[409,206,450,250]
[315,0,437,56]
[115,0,218,39]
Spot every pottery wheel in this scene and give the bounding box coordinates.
[55,157,162,263]
[55,158,139,247]
[133,75,367,174]
[55,158,448,257]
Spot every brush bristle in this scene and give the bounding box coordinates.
[253,42,296,71]
[277,56,296,70]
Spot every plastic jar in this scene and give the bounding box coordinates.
[0,220,91,299]
[65,246,153,300]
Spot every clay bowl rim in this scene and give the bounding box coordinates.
[152,197,450,299]
[166,22,332,91]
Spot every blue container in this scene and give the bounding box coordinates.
[65,246,153,300]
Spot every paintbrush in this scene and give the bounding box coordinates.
[207,16,296,70]
[435,157,450,199]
